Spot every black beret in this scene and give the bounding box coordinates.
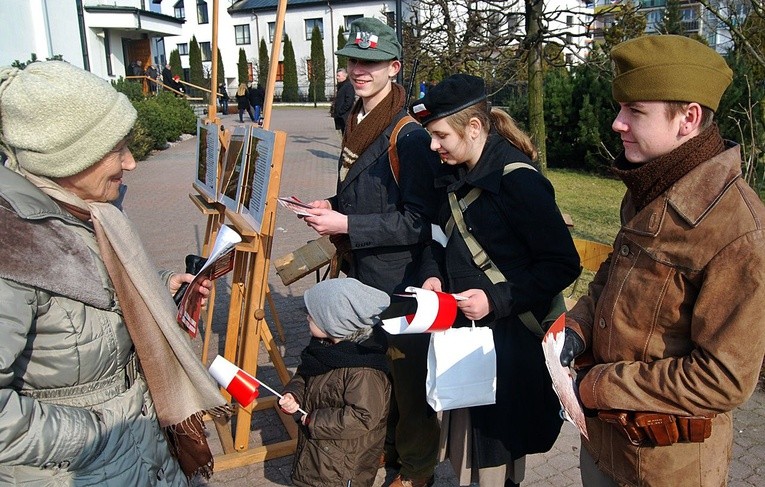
[409,74,487,126]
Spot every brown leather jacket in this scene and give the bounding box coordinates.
[568,144,765,486]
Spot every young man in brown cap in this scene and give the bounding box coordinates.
[560,35,765,486]
[303,17,444,487]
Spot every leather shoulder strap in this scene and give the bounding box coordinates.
[388,115,418,185]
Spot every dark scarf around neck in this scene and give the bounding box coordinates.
[296,330,388,378]
[611,123,725,211]
[339,83,406,181]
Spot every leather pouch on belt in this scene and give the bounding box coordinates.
[597,410,646,446]
[677,414,715,443]
[634,412,679,446]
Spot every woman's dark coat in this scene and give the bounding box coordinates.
[420,133,581,466]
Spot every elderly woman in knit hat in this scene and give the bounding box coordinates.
[0,61,227,485]
[560,35,765,486]
[410,74,580,486]
[279,278,391,487]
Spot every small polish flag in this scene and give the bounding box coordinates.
[380,286,462,335]
[208,355,260,407]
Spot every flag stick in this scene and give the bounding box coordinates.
[250,373,308,416]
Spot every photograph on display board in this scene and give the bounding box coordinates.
[218,125,250,212]
[194,119,220,199]
[239,127,275,232]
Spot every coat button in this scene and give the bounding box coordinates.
[157,468,165,480]
[599,318,606,329]
[58,460,70,469]
[42,461,57,470]
[620,245,629,256]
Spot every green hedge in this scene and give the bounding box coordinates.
[112,79,197,160]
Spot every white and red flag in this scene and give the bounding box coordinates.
[380,286,463,335]
[208,355,260,407]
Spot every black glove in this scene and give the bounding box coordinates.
[172,254,208,306]
[559,327,585,367]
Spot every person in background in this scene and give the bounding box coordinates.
[146,64,158,93]
[411,74,580,486]
[331,67,355,135]
[560,35,765,486]
[236,83,256,123]
[279,278,391,487]
[303,17,445,487]
[162,63,175,92]
[248,83,266,124]
[0,61,227,484]
[218,82,229,115]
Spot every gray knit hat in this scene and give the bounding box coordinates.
[0,61,137,178]
[304,278,390,339]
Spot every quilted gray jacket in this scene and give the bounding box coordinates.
[0,166,184,486]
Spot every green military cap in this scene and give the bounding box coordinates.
[335,17,402,62]
[611,35,732,111]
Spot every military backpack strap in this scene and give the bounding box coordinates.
[388,115,418,185]
[445,161,561,338]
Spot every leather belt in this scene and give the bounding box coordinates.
[597,409,715,447]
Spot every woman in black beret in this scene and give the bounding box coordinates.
[410,74,580,486]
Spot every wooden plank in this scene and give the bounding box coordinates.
[214,439,297,470]
[273,235,336,285]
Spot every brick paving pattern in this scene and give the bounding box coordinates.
[123,107,765,487]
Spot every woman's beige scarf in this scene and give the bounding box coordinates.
[22,170,230,480]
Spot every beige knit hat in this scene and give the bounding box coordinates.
[611,35,732,112]
[0,61,137,178]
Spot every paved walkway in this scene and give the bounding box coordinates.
[124,107,765,487]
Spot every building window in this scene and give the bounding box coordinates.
[385,11,395,27]
[200,41,212,61]
[268,22,285,43]
[174,0,185,19]
[344,14,362,31]
[276,61,284,82]
[566,15,573,27]
[305,18,323,40]
[177,43,189,55]
[197,0,208,25]
[235,24,251,45]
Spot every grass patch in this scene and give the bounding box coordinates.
[548,168,625,244]
[547,168,624,301]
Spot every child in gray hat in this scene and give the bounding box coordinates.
[279,278,391,487]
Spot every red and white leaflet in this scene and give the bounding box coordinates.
[278,196,314,217]
[542,313,589,439]
[177,225,241,337]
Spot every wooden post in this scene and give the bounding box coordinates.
[187,0,295,469]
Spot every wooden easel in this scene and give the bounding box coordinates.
[187,0,297,470]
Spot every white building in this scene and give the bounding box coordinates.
[159,0,408,99]
[0,0,183,80]
[1,0,594,98]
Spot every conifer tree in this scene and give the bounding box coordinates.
[657,0,686,35]
[188,36,204,98]
[259,38,270,87]
[237,48,249,84]
[337,26,347,70]
[308,25,326,103]
[216,47,225,85]
[281,34,299,102]
[169,49,182,81]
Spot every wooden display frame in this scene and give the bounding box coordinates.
[188,0,295,471]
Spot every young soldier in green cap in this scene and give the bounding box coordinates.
[560,35,765,486]
[302,17,444,487]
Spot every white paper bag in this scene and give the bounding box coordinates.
[425,324,497,412]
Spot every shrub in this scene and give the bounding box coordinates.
[111,77,144,102]
[113,82,197,159]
